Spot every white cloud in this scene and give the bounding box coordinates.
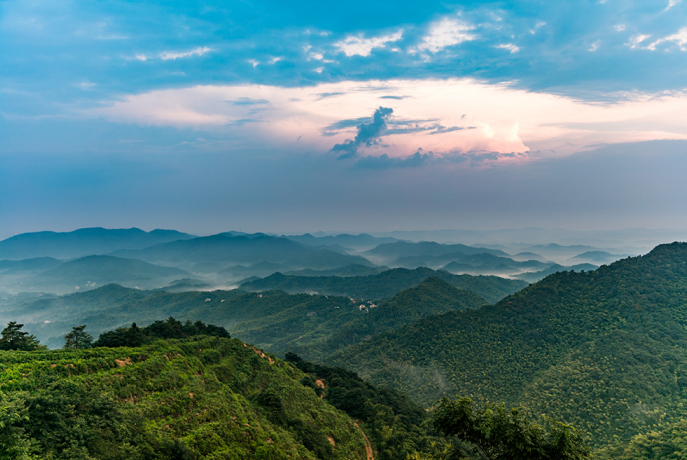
[647,27,687,51]
[135,54,148,61]
[412,18,476,53]
[87,79,687,158]
[248,59,259,67]
[589,41,600,51]
[627,34,651,49]
[334,30,403,57]
[665,0,682,11]
[614,24,626,32]
[268,57,281,64]
[159,46,212,60]
[496,43,520,53]
[309,52,324,60]
[313,67,324,73]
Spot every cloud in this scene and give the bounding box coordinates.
[647,27,687,51]
[589,41,600,52]
[226,97,269,106]
[353,151,430,170]
[380,95,408,100]
[334,30,403,57]
[331,107,393,158]
[627,34,651,49]
[614,24,626,32]
[496,43,520,53]
[159,47,212,60]
[412,18,476,54]
[664,0,682,11]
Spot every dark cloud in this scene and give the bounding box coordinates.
[226,98,270,106]
[429,126,475,135]
[353,151,431,170]
[331,107,393,158]
[379,95,409,100]
[316,92,346,100]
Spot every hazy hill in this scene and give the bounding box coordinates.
[365,241,509,264]
[331,242,687,450]
[239,267,528,304]
[284,264,388,277]
[0,336,373,459]
[441,253,549,275]
[0,227,194,260]
[0,257,62,273]
[285,233,400,250]
[564,250,627,265]
[514,262,598,283]
[30,255,188,291]
[114,233,373,270]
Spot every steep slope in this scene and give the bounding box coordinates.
[239,267,527,304]
[331,243,687,449]
[0,227,194,260]
[114,233,373,270]
[0,336,369,459]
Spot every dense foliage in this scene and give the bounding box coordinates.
[239,267,527,304]
[285,352,437,460]
[255,277,486,361]
[0,336,369,459]
[332,243,687,451]
[93,317,230,348]
[0,322,44,351]
[411,397,590,460]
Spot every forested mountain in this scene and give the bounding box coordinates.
[331,243,687,451]
[239,267,527,304]
[0,227,194,260]
[236,277,487,361]
[113,233,373,270]
[0,335,376,459]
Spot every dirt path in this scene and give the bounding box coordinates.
[354,421,374,460]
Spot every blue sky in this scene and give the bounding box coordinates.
[2,0,687,238]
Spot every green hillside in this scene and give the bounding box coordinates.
[236,277,487,360]
[239,267,527,304]
[0,336,370,459]
[331,243,687,450]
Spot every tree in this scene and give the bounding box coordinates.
[63,325,93,350]
[411,397,590,460]
[0,322,43,351]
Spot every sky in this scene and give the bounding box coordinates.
[2,0,687,238]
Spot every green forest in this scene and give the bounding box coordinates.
[331,243,687,453]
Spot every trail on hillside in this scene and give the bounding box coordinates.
[354,421,374,460]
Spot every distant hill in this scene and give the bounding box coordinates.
[0,257,62,273]
[114,233,373,270]
[284,264,388,277]
[239,267,528,304]
[441,253,549,275]
[29,255,188,291]
[364,241,510,265]
[285,233,400,250]
[564,250,627,265]
[0,227,195,260]
[331,242,687,450]
[514,262,598,282]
